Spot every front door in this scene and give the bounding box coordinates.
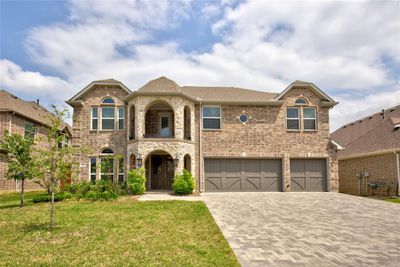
[150,155,174,190]
[159,114,172,137]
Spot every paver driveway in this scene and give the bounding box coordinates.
[202,192,400,267]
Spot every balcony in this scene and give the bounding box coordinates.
[144,101,175,139]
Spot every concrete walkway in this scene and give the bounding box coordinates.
[138,192,202,201]
[202,192,400,267]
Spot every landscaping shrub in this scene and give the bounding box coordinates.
[65,179,122,201]
[127,168,146,195]
[32,192,70,203]
[172,170,196,194]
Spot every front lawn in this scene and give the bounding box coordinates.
[0,193,239,266]
[384,198,400,204]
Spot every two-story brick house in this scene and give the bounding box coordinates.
[0,90,72,191]
[67,77,339,192]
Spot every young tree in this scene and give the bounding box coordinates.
[0,131,37,207]
[35,106,77,229]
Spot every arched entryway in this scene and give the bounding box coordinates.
[144,101,175,138]
[144,150,175,190]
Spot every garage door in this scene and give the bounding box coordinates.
[290,159,327,192]
[205,159,282,192]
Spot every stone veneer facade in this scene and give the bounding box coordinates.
[69,81,338,192]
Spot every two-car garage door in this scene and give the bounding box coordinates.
[204,159,283,192]
[204,158,327,192]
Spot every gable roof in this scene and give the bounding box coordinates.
[275,80,337,106]
[0,90,72,134]
[66,78,131,106]
[331,105,400,158]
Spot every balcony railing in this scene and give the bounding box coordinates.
[143,133,174,138]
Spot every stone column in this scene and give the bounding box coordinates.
[283,155,291,192]
[174,105,184,139]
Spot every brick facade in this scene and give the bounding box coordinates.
[0,112,48,191]
[69,81,338,192]
[339,153,398,196]
[200,87,338,192]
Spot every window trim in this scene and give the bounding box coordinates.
[89,157,97,182]
[295,98,308,105]
[101,106,115,130]
[101,97,115,104]
[91,106,98,130]
[303,107,318,131]
[286,107,300,131]
[118,157,124,183]
[118,107,125,130]
[24,121,36,139]
[202,105,221,130]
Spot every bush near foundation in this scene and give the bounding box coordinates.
[172,170,196,194]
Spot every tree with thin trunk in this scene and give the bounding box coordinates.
[35,106,79,229]
[0,130,37,207]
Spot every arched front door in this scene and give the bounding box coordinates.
[145,151,175,190]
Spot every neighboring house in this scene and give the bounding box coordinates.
[0,90,72,191]
[331,106,400,196]
[67,77,339,192]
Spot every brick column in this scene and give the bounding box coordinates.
[283,155,291,192]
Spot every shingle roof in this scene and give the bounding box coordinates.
[331,105,400,158]
[0,90,71,133]
[137,76,182,93]
[182,86,278,102]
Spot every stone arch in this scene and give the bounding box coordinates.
[129,105,135,139]
[144,100,175,138]
[144,149,175,190]
[184,154,191,172]
[184,105,191,140]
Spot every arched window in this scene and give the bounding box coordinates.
[295,98,307,105]
[101,148,114,154]
[102,97,115,104]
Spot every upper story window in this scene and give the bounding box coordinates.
[118,107,125,130]
[102,98,115,104]
[58,134,70,148]
[91,107,98,130]
[102,107,115,130]
[24,122,36,139]
[303,107,317,130]
[286,107,300,130]
[101,148,114,154]
[295,98,308,105]
[203,106,221,129]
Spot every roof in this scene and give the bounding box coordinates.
[137,76,182,93]
[182,86,278,102]
[331,105,400,158]
[0,90,72,134]
[66,78,131,106]
[275,80,337,106]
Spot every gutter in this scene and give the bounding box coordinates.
[338,148,400,160]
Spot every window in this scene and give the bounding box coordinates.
[118,107,125,130]
[203,106,221,129]
[239,114,249,123]
[89,157,96,182]
[58,134,69,148]
[303,107,317,130]
[91,107,98,130]
[100,157,114,181]
[102,98,115,104]
[101,148,114,154]
[118,157,124,183]
[287,107,300,130]
[295,98,308,105]
[101,107,115,130]
[24,122,35,139]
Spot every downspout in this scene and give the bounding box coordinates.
[397,152,400,196]
[10,112,18,192]
[199,102,204,193]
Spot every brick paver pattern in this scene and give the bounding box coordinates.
[202,192,400,267]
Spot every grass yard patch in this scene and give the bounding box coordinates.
[384,198,400,204]
[0,193,238,266]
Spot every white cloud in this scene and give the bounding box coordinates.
[3,0,399,131]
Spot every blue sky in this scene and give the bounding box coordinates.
[1,0,399,130]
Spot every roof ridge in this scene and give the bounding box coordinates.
[339,105,400,128]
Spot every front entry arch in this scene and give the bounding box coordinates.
[144,150,175,190]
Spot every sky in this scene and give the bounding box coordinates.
[1,0,399,131]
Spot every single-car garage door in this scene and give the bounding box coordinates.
[205,159,282,192]
[290,159,327,192]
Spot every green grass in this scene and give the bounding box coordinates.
[0,192,239,266]
[384,198,400,204]
[0,191,47,208]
